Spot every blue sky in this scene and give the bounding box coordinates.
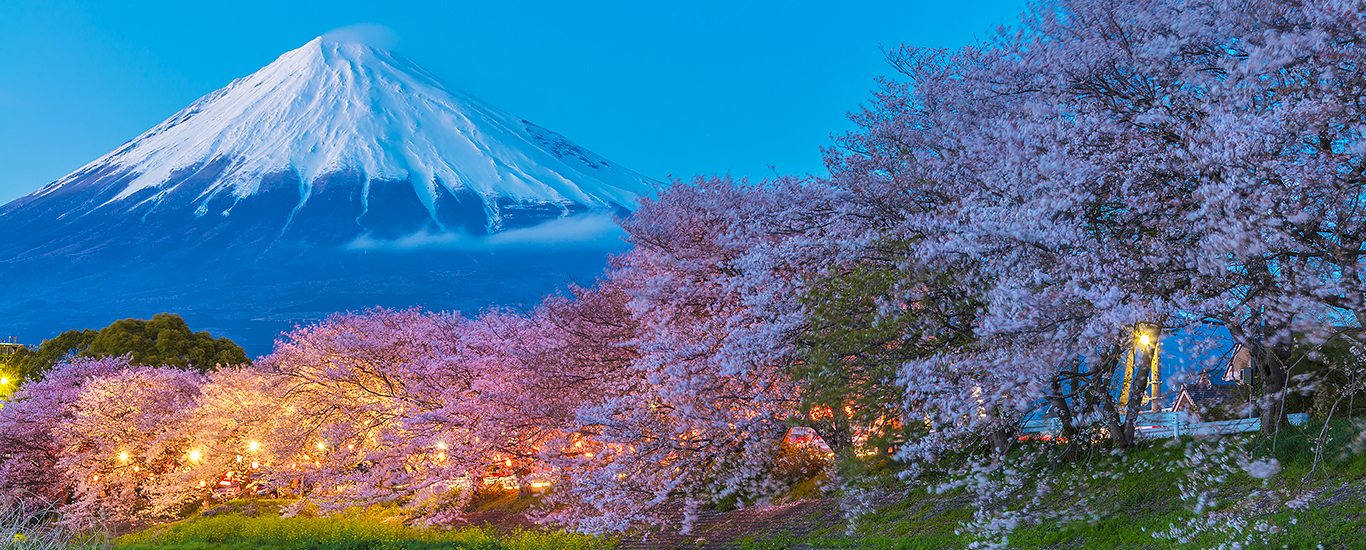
[0,0,1025,204]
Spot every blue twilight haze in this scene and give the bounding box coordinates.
[0,0,1024,204]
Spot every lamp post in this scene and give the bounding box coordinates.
[1119,324,1161,447]
[1132,327,1162,413]
[1122,328,1155,409]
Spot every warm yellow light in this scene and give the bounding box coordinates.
[436,442,448,450]
[188,450,201,461]
[1139,334,1151,346]
[251,461,259,470]
[248,441,260,451]
[119,452,129,461]
[316,441,326,451]
[0,378,8,385]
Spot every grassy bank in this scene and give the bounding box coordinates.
[731,417,1366,549]
[113,500,611,550]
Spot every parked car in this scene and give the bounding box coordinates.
[246,480,280,498]
[211,471,242,499]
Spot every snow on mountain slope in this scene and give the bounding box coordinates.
[0,37,658,353]
[20,36,655,236]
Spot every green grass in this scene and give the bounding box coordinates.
[725,417,1366,549]
[113,500,612,550]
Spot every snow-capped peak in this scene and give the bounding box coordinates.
[40,37,654,227]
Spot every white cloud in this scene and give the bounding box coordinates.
[323,24,400,49]
[345,213,628,252]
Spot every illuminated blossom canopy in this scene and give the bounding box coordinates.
[2,0,1365,539]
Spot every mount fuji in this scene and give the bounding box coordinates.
[0,37,657,354]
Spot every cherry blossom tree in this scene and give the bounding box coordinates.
[460,295,634,498]
[824,0,1366,457]
[545,176,850,532]
[258,308,477,519]
[0,356,129,509]
[167,366,290,507]
[0,355,282,529]
[258,306,603,523]
[55,366,205,529]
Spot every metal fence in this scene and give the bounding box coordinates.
[1021,411,1309,440]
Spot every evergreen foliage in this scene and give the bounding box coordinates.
[11,313,247,381]
[796,249,979,455]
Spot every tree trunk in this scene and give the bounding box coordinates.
[517,476,532,498]
[516,466,534,497]
[1119,345,1154,448]
[1047,376,1079,460]
[1253,343,1290,435]
[1226,320,1292,435]
[1090,353,1129,450]
[819,414,854,453]
[988,427,1013,459]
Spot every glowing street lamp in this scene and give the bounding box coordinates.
[1123,325,1162,413]
[188,450,201,462]
[248,441,260,452]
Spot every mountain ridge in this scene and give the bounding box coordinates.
[0,37,654,260]
[0,37,653,354]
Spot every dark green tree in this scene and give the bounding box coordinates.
[4,329,97,386]
[9,313,247,382]
[84,313,248,371]
[796,240,980,459]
